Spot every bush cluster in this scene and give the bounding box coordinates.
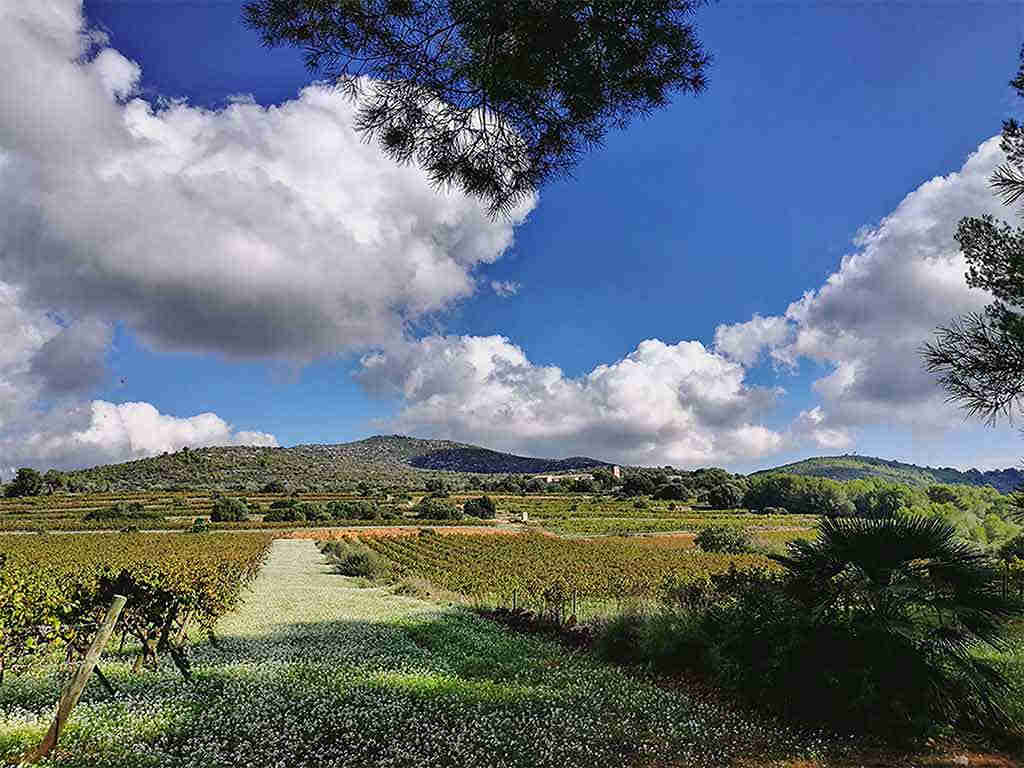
[210,496,250,523]
[694,525,752,554]
[462,496,496,519]
[322,539,390,579]
[597,515,1024,738]
[84,501,165,523]
[415,497,462,520]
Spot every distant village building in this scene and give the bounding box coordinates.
[533,473,593,484]
[612,465,621,479]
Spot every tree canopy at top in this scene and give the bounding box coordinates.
[243,0,710,215]
[924,47,1024,424]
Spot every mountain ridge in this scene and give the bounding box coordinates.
[754,454,1023,494]
[61,435,612,491]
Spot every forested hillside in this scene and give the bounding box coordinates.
[756,454,1024,493]
[59,435,609,491]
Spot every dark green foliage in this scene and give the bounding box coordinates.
[261,480,286,493]
[753,515,1023,733]
[525,478,547,493]
[593,613,645,664]
[998,533,1024,561]
[84,502,165,522]
[463,495,496,519]
[603,515,1024,737]
[294,502,328,521]
[927,484,961,504]
[633,498,648,510]
[326,500,381,520]
[189,517,212,533]
[622,474,655,497]
[694,525,751,554]
[571,477,595,493]
[703,482,745,510]
[594,611,703,673]
[653,483,689,501]
[210,496,250,523]
[41,470,66,494]
[5,468,43,498]
[415,497,463,520]
[744,474,854,516]
[269,499,297,510]
[243,0,710,216]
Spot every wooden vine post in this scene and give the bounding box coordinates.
[22,594,127,765]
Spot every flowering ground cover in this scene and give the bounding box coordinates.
[0,539,833,767]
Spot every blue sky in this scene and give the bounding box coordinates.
[2,0,1023,474]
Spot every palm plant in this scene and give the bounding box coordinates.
[771,514,1022,732]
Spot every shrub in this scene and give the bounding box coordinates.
[633,499,648,510]
[264,505,306,522]
[762,506,787,516]
[704,516,1024,735]
[326,500,380,520]
[210,496,250,523]
[594,613,645,664]
[84,502,165,523]
[703,482,745,510]
[653,483,689,501]
[5,468,44,498]
[261,480,286,493]
[463,495,496,519]
[415,497,462,520]
[189,517,211,533]
[324,541,389,579]
[269,499,297,510]
[622,475,655,497]
[293,502,327,521]
[694,525,752,554]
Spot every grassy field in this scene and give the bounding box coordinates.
[0,539,833,767]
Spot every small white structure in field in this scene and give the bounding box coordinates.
[520,510,529,523]
[612,465,621,479]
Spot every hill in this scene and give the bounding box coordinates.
[753,454,1024,493]
[62,435,610,491]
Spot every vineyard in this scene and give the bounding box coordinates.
[327,531,777,619]
[0,533,272,682]
[0,490,818,542]
[0,491,497,532]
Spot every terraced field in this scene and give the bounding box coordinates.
[0,491,818,540]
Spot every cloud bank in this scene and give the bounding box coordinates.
[358,335,786,466]
[357,137,1013,467]
[0,0,531,472]
[713,137,1008,441]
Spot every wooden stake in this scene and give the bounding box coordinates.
[21,594,127,765]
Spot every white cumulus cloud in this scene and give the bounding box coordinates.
[357,335,786,466]
[0,0,532,362]
[0,0,532,471]
[0,400,277,476]
[714,136,1008,430]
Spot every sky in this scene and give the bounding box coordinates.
[2,0,1024,476]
